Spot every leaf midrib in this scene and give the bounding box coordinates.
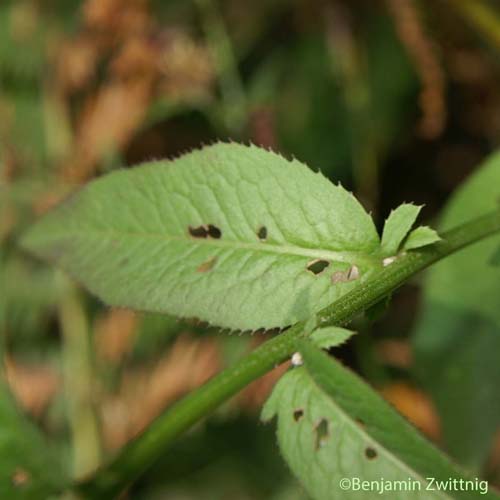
[56,228,382,266]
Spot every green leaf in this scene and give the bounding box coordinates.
[381,203,421,255]
[0,253,66,498]
[403,226,441,251]
[490,244,500,266]
[21,143,383,331]
[263,341,497,500]
[0,382,67,499]
[413,151,500,469]
[310,326,355,349]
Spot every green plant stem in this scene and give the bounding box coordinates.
[76,209,500,499]
[58,275,102,480]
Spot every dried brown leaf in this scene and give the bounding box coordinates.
[101,334,221,450]
[5,357,60,417]
[380,382,441,441]
[64,78,152,181]
[94,309,138,364]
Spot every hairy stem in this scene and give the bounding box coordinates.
[76,209,500,499]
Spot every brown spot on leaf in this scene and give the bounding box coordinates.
[197,256,217,272]
[307,259,330,275]
[331,270,347,284]
[365,447,377,459]
[331,265,361,284]
[257,226,267,241]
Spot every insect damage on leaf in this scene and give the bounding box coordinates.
[331,264,360,283]
[188,224,222,239]
[197,256,217,272]
[314,418,330,450]
[293,409,304,422]
[262,342,487,500]
[306,259,330,275]
[21,142,385,331]
[257,226,267,240]
[21,142,440,332]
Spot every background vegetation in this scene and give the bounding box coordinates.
[2,0,500,498]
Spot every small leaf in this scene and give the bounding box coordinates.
[309,326,355,349]
[262,341,496,500]
[21,143,382,331]
[381,203,421,255]
[403,226,441,251]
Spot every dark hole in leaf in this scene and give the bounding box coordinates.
[257,226,268,240]
[365,447,377,459]
[189,224,222,239]
[197,256,217,272]
[208,224,222,239]
[314,418,329,450]
[189,225,208,238]
[293,409,304,422]
[307,259,330,275]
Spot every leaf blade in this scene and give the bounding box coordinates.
[310,326,355,349]
[0,382,67,499]
[262,342,497,500]
[381,203,422,255]
[21,143,382,330]
[413,151,500,468]
[403,226,441,251]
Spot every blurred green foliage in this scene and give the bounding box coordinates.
[2,0,500,497]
